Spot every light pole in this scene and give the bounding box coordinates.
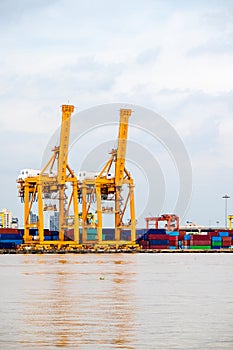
[222,195,230,229]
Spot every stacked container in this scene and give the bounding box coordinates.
[190,234,211,250]
[218,232,231,248]
[211,236,222,249]
[146,229,169,249]
[0,232,23,249]
[167,231,179,249]
[182,234,191,249]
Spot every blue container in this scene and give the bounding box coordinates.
[212,236,222,242]
[169,246,177,250]
[0,242,16,249]
[143,233,148,241]
[149,239,169,245]
[0,234,22,240]
[44,236,52,241]
[212,246,221,249]
[52,235,59,240]
[147,229,166,234]
[184,234,191,240]
[218,231,229,237]
[0,239,22,245]
[136,229,147,236]
[29,229,38,235]
[168,231,179,236]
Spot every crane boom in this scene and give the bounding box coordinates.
[57,105,74,184]
[115,109,132,187]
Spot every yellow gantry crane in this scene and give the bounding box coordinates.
[228,215,233,230]
[17,105,79,246]
[81,108,136,244]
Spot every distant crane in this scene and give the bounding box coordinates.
[145,214,180,231]
[17,105,79,246]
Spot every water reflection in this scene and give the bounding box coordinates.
[19,255,137,349]
[1,254,233,349]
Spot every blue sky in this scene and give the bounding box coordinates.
[0,0,233,227]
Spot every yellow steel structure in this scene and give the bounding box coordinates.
[17,105,79,245]
[228,215,233,230]
[82,108,136,243]
[80,178,97,243]
[0,212,4,228]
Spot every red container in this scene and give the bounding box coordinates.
[0,228,19,234]
[147,234,168,240]
[150,245,169,249]
[140,240,149,249]
[208,232,219,238]
[168,237,178,242]
[222,236,232,242]
[191,235,210,241]
[178,231,186,240]
[191,240,211,246]
[222,237,232,247]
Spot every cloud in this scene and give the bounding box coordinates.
[0,0,233,226]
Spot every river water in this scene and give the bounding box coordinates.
[0,253,233,350]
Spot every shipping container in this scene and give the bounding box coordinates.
[218,231,229,237]
[0,242,16,249]
[190,234,210,241]
[0,228,19,234]
[149,239,169,245]
[0,234,23,240]
[168,237,178,243]
[184,234,191,240]
[140,241,149,249]
[178,232,186,240]
[149,245,169,249]
[147,228,167,234]
[0,239,23,245]
[222,237,232,243]
[190,245,211,250]
[190,240,211,246]
[208,232,219,238]
[167,231,179,236]
[147,234,168,240]
[212,236,222,242]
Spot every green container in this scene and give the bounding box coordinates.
[87,228,97,234]
[190,245,211,250]
[87,234,97,240]
[212,241,222,247]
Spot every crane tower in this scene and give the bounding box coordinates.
[81,108,136,244]
[17,105,79,246]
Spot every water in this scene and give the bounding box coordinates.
[0,253,233,350]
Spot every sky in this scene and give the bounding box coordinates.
[0,0,233,228]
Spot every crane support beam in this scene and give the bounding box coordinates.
[37,181,44,242]
[115,109,131,187]
[57,105,74,184]
[73,180,79,243]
